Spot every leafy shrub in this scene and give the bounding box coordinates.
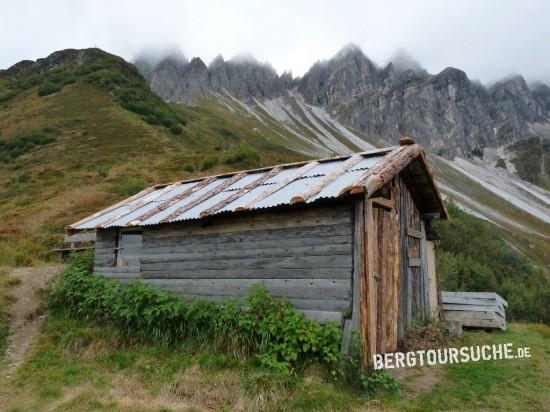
[0,90,16,103]
[96,165,110,178]
[108,177,147,197]
[38,82,62,96]
[182,164,195,173]
[437,203,550,323]
[222,146,260,167]
[200,155,218,171]
[49,251,343,373]
[0,131,56,163]
[339,332,400,395]
[169,124,183,135]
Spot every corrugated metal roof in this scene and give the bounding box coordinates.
[69,145,447,230]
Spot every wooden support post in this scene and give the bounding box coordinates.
[351,199,364,333]
[363,199,377,365]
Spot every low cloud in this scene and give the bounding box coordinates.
[1,0,549,84]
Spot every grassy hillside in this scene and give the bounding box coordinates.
[0,48,302,267]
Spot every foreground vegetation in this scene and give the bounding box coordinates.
[437,203,550,323]
[49,252,343,375]
[0,255,547,411]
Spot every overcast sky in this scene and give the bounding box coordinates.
[1,0,549,84]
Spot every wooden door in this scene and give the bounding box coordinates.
[370,195,400,355]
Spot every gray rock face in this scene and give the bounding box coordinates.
[142,54,287,105]
[297,45,380,106]
[136,45,550,158]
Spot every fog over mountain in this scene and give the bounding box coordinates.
[2,1,550,85]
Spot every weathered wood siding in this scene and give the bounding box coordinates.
[94,203,354,323]
[94,230,118,270]
[426,240,439,317]
[371,189,401,355]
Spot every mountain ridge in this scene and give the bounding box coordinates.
[135,45,550,163]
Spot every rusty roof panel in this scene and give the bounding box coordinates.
[140,178,229,225]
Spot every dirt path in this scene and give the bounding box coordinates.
[1,266,60,378]
[390,365,443,399]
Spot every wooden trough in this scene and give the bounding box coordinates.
[442,291,507,331]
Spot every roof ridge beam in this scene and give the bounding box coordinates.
[339,145,419,196]
[200,167,283,218]
[234,160,320,212]
[162,172,247,223]
[290,153,365,204]
[127,177,217,226]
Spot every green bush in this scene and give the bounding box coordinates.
[38,82,62,96]
[108,177,147,197]
[169,124,183,135]
[0,131,56,163]
[339,332,400,395]
[200,155,219,171]
[49,251,343,373]
[182,164,195,173]
[437,203,550,323]
[222,146,260,167]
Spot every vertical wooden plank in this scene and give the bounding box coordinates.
[420,221,430,319]
[426,240,438,318]
[374,208,383,355]
[358,198,368,363]
[363,199,377,365]
[391,180,401,351]
[351,199,363,331]
[397,177,408,341]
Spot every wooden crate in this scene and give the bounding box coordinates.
[441,291,507,331]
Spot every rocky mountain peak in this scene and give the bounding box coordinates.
[298,45,380,106]
[135,45,550,158]
[209,54,225,68]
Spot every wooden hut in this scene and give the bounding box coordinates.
[67,138,447,363]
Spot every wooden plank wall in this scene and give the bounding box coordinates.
[95,203,354,324]
[94,230,118,270]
